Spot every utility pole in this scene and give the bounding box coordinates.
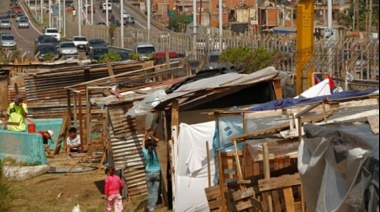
[120,0,124,47]
[64,0,66,37]
[78,0,82,35]
[58,0,61,32]
[218,0,223,53]
[91,0,93,25]
[192,0,197,58]
[40,0,43,24]
[147,0,151,42]
[49,0,52,27]
[106,0,109,26]
[368,0,372,35]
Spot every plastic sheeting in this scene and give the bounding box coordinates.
[125,89,166,117]
[294,79,331,99]
[174,122,216,212]
[298,123,379,212]
[250,88,378,111]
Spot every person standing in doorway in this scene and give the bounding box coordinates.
[142,128,161,212]
[104,166,124,212]
[4,95,28,131]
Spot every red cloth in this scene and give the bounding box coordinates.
[105,175,124,196]
[327,74,335,90]
[38,131,48,143]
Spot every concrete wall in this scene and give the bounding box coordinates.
[0,129,48,165]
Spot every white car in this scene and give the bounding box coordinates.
[72,36,88,50]
[44,27,60,41]
[102,3,112,12]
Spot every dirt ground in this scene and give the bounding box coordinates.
[8,152,170,212]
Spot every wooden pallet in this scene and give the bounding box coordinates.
[205,185,223,212]
[258,173,303,212]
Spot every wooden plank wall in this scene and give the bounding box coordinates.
[108,104,148,198]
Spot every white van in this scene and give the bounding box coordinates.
[102,3,112,12]
[134,42,156,60]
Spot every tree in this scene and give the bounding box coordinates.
[338,0,378,31]
[168,12,192,32]
[219,47,282,74]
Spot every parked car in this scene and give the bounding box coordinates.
[11,6,22,14]
[125,16,135,25]
[73,36,88,50]
[85,39,107,55]
[34,43,58,61]
[17,18,29,29]
[0,19,12,30]
[57,41,78,59]
[7,10,16,18]
[35,35,51,48]
[44,27,60,41]
[40,36,59,47]
[87,6,95,13]
[89,46,109,63]
[0,33,16,49]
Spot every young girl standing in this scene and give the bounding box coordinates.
[104,166,124,212]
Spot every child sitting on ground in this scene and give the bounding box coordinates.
[66,127,81,158]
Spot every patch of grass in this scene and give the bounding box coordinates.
[1,157,40,167]
[0,161,15,211]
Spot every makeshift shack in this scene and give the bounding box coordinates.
[203,88,379,211]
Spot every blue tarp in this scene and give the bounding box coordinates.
[249,88,378,111]
[273,27,296,34]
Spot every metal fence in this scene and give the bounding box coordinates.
[65,13,379,84]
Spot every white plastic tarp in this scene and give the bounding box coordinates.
[294,79,331,99]
[174,122,216,212]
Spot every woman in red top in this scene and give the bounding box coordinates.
[104,166,124,212]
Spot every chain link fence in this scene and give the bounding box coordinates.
[65,13,379,84]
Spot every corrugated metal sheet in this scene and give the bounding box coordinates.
[108,105,148,198]
[11,61,144,118]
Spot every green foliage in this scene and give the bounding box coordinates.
[219,47,282,74]
[98,51,121,63]
[338,0,378,31]
[43,53,55,62]
[0,161,14,212]
[129,53,140,61]
[168,12,192,32]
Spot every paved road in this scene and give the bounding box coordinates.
[2,1,152,57]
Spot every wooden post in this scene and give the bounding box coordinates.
[263,143,273,212]
[66,90,71,125]
[86,86,91,149]
[78,92,85,152]
[107,61,116,82]
[206,141,211,187]
[218,150,227,212]
[74,92,78,126]
[171,100,179,204]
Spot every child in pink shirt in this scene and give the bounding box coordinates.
[104,166,124,212]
